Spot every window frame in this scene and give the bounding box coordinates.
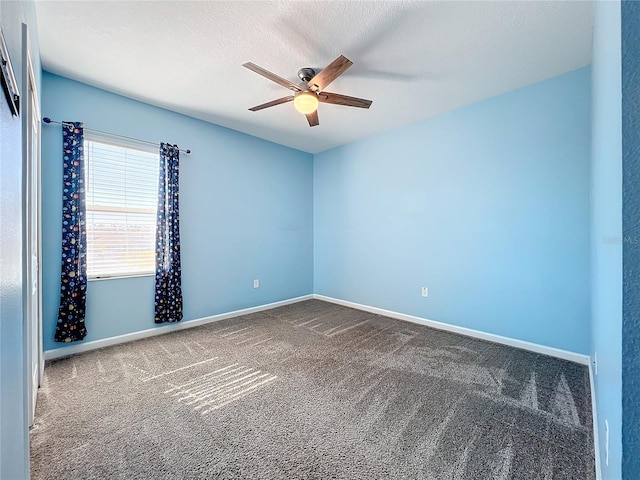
[83,133,159,281]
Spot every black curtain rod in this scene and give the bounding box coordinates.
[42,117,191,154]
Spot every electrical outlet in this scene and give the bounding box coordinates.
[421,287,429,297]
[594,352,598,376]
[605,419,610,466]
[253,279,260,289]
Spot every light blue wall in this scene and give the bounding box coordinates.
[314,68,591,354]
[42,73,313,352]
[590,1,623,478]
[0,1,41,478]
[621,1,640,476]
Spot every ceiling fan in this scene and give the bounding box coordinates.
[242,55,372,127]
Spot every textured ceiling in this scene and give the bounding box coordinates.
[35,1,593,154]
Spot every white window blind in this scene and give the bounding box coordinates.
[84,138,159,279]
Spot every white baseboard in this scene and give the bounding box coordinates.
[45,293,590,367]
[313,294,591,365]
[44,294,313,361]
[589,360,602,480]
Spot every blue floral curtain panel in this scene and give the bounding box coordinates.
[155,143,183,323]
[55,122,88,343]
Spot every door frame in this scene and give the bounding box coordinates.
[21,22,42,427]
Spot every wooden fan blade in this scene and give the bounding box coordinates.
[249,96,294,111]
[318,92,372,109]
[243,62,301,92]
[307,55,353,92]
[305,110,319,127]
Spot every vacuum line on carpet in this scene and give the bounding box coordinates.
[350,322,396,348]
[142,356,220,382]
[451,425,481,478]
[552,374,581,427]
[192,373,275,410]
[200,376,278,414]
[322,324,346,336]
[247,336,274,347]
[184,372,272,406]
[171,367,251,396]
[220,327,250,338]
[176,369,260,400]
[163,363,241,393]
[327,319,370,337]
[231,331,259,342]
[154,339,173,356]
[210,324,236,333]
[296,317,321,327]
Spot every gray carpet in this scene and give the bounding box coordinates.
[30,300,595,479]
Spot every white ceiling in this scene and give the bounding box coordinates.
[35,1,593,154]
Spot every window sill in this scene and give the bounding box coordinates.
[89,273,154,282]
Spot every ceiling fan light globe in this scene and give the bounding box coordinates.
[294,92,319,114]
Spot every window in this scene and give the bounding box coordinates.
[84,137,159,279]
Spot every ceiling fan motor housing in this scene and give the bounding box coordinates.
[297,68,316,83]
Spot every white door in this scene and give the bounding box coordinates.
[23,23,42,427]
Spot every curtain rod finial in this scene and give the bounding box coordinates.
[186,149,191,154]
[43,117,51,123]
